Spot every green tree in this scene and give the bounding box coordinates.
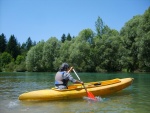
[137,7,150,71]
[15,55,25,65]
[76,28,94,44]
[0,52,13,67]
[7,35,20,59]
[120,15,142,72]
[138,32,150,71]
[68,29,94,71]
[61,34,66,43]
[26,37,33,50]
[53,40,73,70]
[139,7,150,35]
[66,33,72,41]
[69,41,92,72]
[95,16,105,38]
[0,33,7,53]
[20,42,27,56]
[42,37,60,71]
[15,55,26,72]
[93,34,125,72]
[26,41,45,72]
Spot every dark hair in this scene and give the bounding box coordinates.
[59,63,69,71]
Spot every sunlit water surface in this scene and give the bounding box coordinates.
[0,72,150,113]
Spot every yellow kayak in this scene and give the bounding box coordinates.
[18,78,133,101]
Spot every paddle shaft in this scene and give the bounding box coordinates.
[68,67,73,73]
[72,69,81,81]
[72,69,88,93]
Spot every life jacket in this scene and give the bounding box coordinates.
[55,71,69,86]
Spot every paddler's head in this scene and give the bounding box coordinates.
[59,63,69,71]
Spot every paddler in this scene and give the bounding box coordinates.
[55,63,83,89]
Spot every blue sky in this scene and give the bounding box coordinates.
[0,0,150,44]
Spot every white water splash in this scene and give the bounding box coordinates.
[8,100,19,109]
[83,96,106,102]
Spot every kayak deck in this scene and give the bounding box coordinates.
[52,78,121,91]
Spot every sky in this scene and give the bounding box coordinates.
[0,0,150,44]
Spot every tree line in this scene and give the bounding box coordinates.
[0,7,150,72]
[0,35,36,72]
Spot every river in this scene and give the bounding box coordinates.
[0,72,150,113]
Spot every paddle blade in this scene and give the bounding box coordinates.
[87,91,96,100]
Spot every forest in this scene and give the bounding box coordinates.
[0,7,150,72]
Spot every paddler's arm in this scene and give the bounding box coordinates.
[64,72,83,84]
[74,80,83,84]
[67,67,83,84]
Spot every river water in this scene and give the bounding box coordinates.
[0,72,149,113]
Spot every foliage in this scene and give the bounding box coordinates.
[66,33,72,41]
[0,52,13,67]
[0,67,2,72]
[6,35,21,59]
[26,37,33,50]
[69,29,94,71]
[42,37,60,71]
[138,32,150,71]
[140,7,150,34]
[15,62,27,72]
[95,16,105,38]
[15,55,25,65]
[120,7,150,72]
[0,35,35,72]
[120,15,142,72]
[137,7,150,72]
[53,40,73,70]
[5,62,15,72]
[93,27,125,72]
[0,33,7,53]
[61,33,73,43]
[61,34,66,43]
[26,41,45,72]
[0,7,150,72]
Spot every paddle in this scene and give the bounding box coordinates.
[72,68,96,100]
[68,67,73,73]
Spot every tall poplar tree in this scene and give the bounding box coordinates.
[95,16,105,38]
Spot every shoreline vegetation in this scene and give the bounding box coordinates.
[0,7,150,73]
